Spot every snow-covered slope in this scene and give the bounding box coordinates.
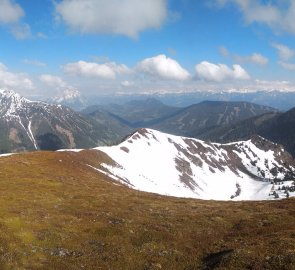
[96,128,295,201]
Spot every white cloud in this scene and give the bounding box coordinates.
[234,53,268,65]
[0,1,33,40]
[23,59,46,67]
[40,74,68,88]
[255,79,290,87]
[217,0,295,35]
[272,43,294,61]
[248,53,268,65]
[220,46,268,65]
[137,54,190,81]
[121,80,134,87]
[251,79,294,92]
[53,88,81,103]
[63,61,130,79]
[0,0,24,24]
[0,63,33,90]
[195,61,250,82]
[278,61,295,71]
[55,0,167,38]
[39,74,81,100]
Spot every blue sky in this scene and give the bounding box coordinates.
[0,0,295,99]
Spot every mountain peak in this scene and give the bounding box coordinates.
[0,89,33,118]
[0,89,125,153]
[0,88,29,101]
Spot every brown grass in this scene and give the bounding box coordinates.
[0,150,294,269]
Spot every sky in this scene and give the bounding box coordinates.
[0,0,295,99]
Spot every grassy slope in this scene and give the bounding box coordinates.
[0,151,294,269]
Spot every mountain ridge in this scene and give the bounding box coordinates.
[93,128,295,201]
[83,99,278,138]
[199,107,295,157]
[0,89,125,153]
[150,100,278,137]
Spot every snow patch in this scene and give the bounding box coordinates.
[0,153,14,157]
[57,149,83,153]
[28,121,38,150]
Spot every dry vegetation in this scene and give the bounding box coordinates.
[0,151,294,269]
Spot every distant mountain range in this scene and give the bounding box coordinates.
[151,90,295,111]
[2,90,294,159]
[199,107,295,158]
[54,90,295,111]
[95,128,295,200]
[0,89,126,153]
[83,98,277,137]
[82,98,179,127]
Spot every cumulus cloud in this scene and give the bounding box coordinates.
[195,61,250,82]
[272,43,294,61]
[0,63,33,90]
[137,54,190,81]
[39,74,80,100]
[278,61,295,71]
[40,74,68,88]
[248,53,268,65]
[55,0,167,38]
[0,0,24,24]
[0,1,33,39]
[63,61,130,79]
[121,80,134,87]
[216,0,295,35]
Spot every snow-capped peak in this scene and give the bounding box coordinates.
[0,89,76,151]
[0,89,32,117]
[0,89,58,119]
[95,128,295,201]
[0,88,30,102]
